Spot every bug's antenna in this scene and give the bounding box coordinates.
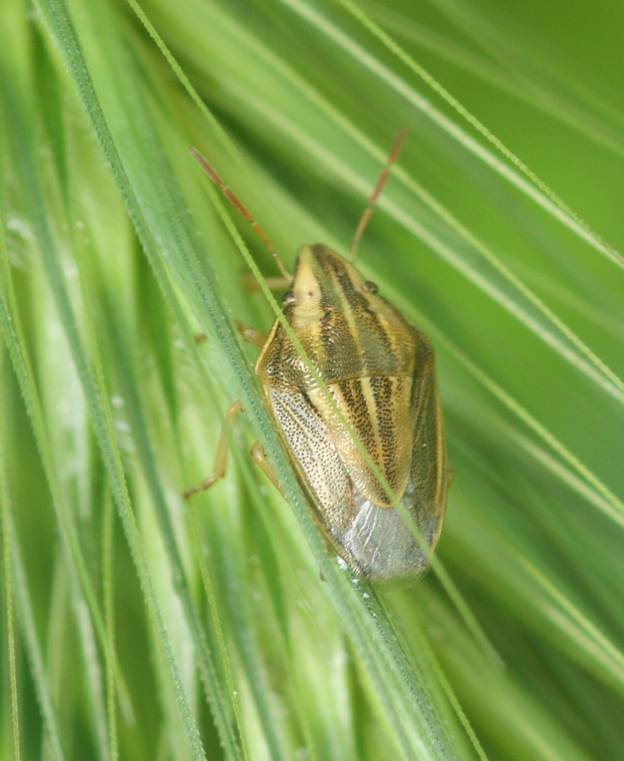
[350,128,410,262]
[191,148,292,281]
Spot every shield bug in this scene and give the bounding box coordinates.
[186,131,449,581]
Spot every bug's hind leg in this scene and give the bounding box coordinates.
[183,400,244,500]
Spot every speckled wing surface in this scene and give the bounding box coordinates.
[263,361,445,579]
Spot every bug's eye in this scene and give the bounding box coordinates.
[364,280,379,294]
[283,291,295,305]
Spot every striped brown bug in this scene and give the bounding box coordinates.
[185,132,449,581]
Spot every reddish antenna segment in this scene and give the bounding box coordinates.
[191,148,291,281]
[350,128,410,262]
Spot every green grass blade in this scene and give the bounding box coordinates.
[284,0,624,270]
[2,15,208,761]
[0,349,22,761]
[102,491,119,761]
[9,513,65,761]
[361,2,624,158]
[88,263,246,760]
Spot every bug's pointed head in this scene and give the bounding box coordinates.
[290,244,379,318]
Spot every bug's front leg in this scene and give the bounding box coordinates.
[236,322,269,348]
[183,400,244,500]
[243,274,291,293]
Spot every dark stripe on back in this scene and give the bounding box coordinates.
[345,378,375,454]
[318,260,361,372]
[371,376,397,485]
[324,258,393,368]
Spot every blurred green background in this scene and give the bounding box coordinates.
[0,0,622,759]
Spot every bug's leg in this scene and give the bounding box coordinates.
[194,323,269,348]
[243,274,292,293]
[249,441,286,498]
[183,400,244,500]
[236,322,269,349]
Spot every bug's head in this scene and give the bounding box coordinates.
[288,244,380,317]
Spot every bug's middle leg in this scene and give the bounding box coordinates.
[194,271,287,344]
[183,400,244,500]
